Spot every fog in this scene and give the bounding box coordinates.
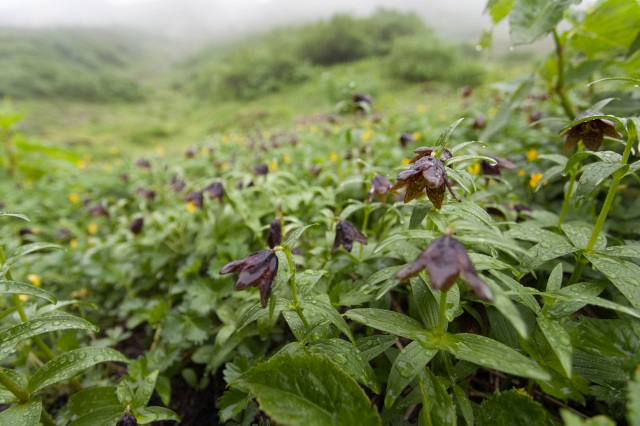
[0,0,494,44]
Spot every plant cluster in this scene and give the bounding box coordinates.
[0,0,640,425]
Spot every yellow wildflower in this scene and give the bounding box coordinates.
[27,274,41,287]
[310,126,318,134]
[103,163,112,171]
[329,152,338,162]
[526,148,538,162]
[76,160,86,170]
[18,295,29,302]
[488,106,498,117]
[70,239,77,249]
[79,288,88,297]
[412,131,422,141]
[283,154,292,164]
[109,146,119,155]
[69,193,80,204]
[87,223,98,235]
[529,173,543,188]
[269,160,279,172]
[518,170,526,177]
[187,201,196,213]
[155,145,165,156]
[438,113,446,122]
[401,158,411,165]
[467,163,481,175]
[416,104,427,113]
[361,129,373,142]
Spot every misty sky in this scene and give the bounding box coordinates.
[0,0,493,44]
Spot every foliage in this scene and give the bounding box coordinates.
[1,1,640,425]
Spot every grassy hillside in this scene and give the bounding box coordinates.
[0,27,173,101]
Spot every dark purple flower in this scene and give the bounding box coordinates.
[134,158,151,170]
[135,187,156,202]
[253,164,269,176]
[528,110,543,124]
[87,202,109,218]
[399,133,415,148]
[170,175,186,193]
[481,156,517,178]
[390,151,459,208]
[564,110,622,151]
[220,249,279,308]
[183,191,204,208]
[461,86,473,98]
[396,233,492,301]
[368,175,392,203]
[128,217,144,235]
[116,413,137,426]
[333,219,367,253]
[204,182,224,202]
[471,115,486,130]
[267,218,282,248]
[185,148,195,158]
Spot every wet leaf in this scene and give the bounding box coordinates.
[385,341,437,408]
[0,396,42,426]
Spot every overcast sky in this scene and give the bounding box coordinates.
[0,0,494,44]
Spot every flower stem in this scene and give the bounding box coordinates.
[359,204,371,260]
[552,29,575,120]
[437,290,448,336]
[0,369,28,402]
[557,171,576,228]
[283,247,310,329]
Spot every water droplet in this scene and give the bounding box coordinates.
[366,340,374,347]
[559,335,570,345]
[1,332,11,340]
[355,355,362,361]
[333,354,347,365]
[29,322,44,330]
[475,45,482,52]
[52,320,62,327]
[395,361,413,378]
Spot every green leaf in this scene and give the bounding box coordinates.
[306,338,380,393]
[562,222,607,252]
[411,277,439,329]
[435,118,465,148]
[0,280,56,304]
[409,202,431,230]
[489,270,541,313]
[355,335,397,361]
[453,384,474,426]
[0,368,27,404]
[296,270,327,297]
[374,230,437,254]
[486,278,529,338]
[345,308,427,342]
[68,406,124,426]
[486,0,515,23]
[599,244,640,258]
[443,333,550,380]
[234,353,382,426]
[486,306,520,349]
[419,368,456,426]
[67,386,119,416]
[537,317,572,377]
[561,410,616,426]
[442,200,499,232]
[0,396,42,426]
[28,347,129,394]
[0,314,98,362]
[284,224,318,248]
[218,388,249,423]
[385,341,437,408]
[547,263,563,293]
[135,406,181,424]
[0,211,29,221]
[521,240,577,271]
[303,294,354,342]
[361,265,404,295]
[481,75,534,141]
[574,162,627,209]
[8,242,64,259]
[628,369,640,426]
[586,253,640,310]
[476,390,547,425]
[550,282,640,319]
[132,370,158,409]
[509,0,573,44]
[236,298,288,333]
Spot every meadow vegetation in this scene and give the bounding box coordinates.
[1,1,640,425]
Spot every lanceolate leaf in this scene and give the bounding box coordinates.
[419,368,456,426]
[345,309,427,342]
[0,280,56,304]
[435,118,465,148]
[68,406,124,426]
[410,276,439,329]
[284,224,318,249]
[628,370,640,425]
[573,163,627,209]
[132,370,158,409]
[28,347,129,394]
[0,368,27,404]
[234,354,382,426]
[0,211,29,221]
[586,253,640,310]
[0,314,98,362]
[521,240,577,271]
[537,317,572,377]
[385,341,437,408]
[8,242,64,259]
[0,396,42,426]
[355,335,398,361]
[302,294,354,342]
[67,386,120,416]
[443,333,550,381]
[135,406,182,424]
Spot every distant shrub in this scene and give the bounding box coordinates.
[364,9,429,55]
[386,36,485,87]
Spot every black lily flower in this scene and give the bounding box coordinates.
[87,202,109,218]
[128,217,144,235]
[481,156,517,178]
[204,182,224,202]
[117,413,137,426]
[390,149,459,208]
[183,191,204,208]
[333,219,367,253]
[267,218,282,248]
[253,164,269,176]
[220,249,278,308]
[564,110,622,151]
[395,233,492,301]
[471,114,486,130]
[368,175,392,203]
[134,158,151,170]
[399,133,415,148]
[170,175,186,193]
[135,187,156,202]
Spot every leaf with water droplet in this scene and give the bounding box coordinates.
[135,406,181,424]
[132,370,158,409]
[28,347,129,395]
[0,280,56,304]
[385,341,437,408]
[0,396,42,426]
[355,335,397,361]
[345,308,426,342]
[537,317,572,377]
[0,368,27,404]
[0,314,98,363]
[0,211,30,221]
[562,222,607,252]
[67,386,119,417]
[586,253,640,311]
[67,406,123,426]
[419,367,456,426]
[301,294,354,342]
